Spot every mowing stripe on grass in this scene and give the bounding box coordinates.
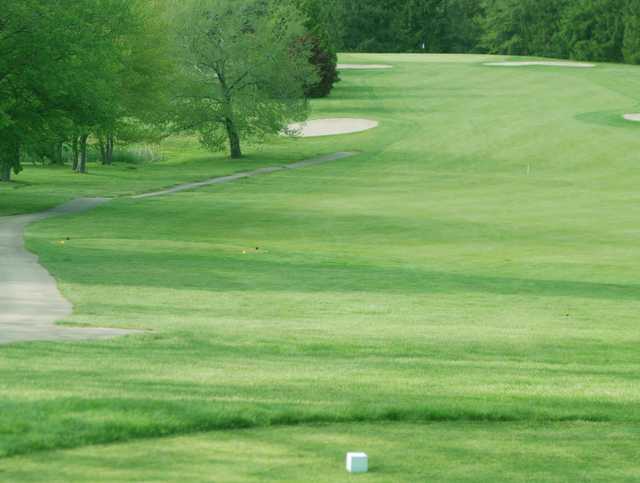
[0,152,355,345]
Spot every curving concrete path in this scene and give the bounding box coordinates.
[0,198,135,345]
[1,152,356,345]
[132,152,356,199]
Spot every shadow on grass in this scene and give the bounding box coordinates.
[0,394,626,459]
[575,110,640,129]
[35,241,640,302]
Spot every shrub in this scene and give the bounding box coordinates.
[304,35,340,98]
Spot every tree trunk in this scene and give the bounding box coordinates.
[98,137,107,165]
[72,137,79,171]
[53,142,64,165]
[107,134,114,165]
[0,141,20,182]
[220,82,242,159]
[0,161,10,182]
[76,134,89,173]
[225,117,242,159]
[99,134,114,165]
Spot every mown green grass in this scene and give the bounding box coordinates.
[2,53,640,479]
[2,422,639,482]
[0,135,361,217]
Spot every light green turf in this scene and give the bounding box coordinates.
[2,53,640,480]
[0,136,358,217]
[2,422,639,482]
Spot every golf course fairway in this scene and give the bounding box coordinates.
[1,53,640,481]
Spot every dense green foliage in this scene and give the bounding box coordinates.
[303,35,340,98]
[2,54,640,479]
[624,0,640,64]
[0,0,331,182]
[340,0,484,53]
[336,0,640,65]
[0,0,173,180]
[171,0,316,159]
[481,0,630,62]
[295,0,342,98]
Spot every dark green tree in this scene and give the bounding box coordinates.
[0,0,64,181]
[0,0,173,180]
[623,0,640,64]
[560,0,626,62]
[481,0,567,57]
[295,0,343,98]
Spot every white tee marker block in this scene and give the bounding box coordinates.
[346,452,368,473]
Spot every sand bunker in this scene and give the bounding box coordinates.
[623,114,640,122]
[338,64,392,70]
[287,118,378,137]
[485,61,595,68]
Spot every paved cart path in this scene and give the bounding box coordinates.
[0,152,356,345]
[0,198,135,345]
[132,151,355,199]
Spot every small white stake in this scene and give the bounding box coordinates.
[346,452,368,473]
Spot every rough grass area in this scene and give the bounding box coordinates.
[2,53,640,479]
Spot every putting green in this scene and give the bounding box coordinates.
[2,53,640,480]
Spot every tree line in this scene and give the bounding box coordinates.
[0,0,338,182]
[333,0,640,65]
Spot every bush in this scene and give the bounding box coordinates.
[304,35,339,98]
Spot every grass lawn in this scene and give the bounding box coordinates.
[2,53,640,480]
[0,136,359,217]
[3,422,639,482]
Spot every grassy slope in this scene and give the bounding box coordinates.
[2,53,640,479]
[0,136,354,217]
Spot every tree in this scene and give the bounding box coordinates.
[0,0,173,180]
[294,0,342,97]
[303,35,339,98]
[623,0,640,64]
[173,0,317,159]
[338,0,485,54]
[0,0,63,181]
[295,0,346,50]
[95,0,174,166]
[560,0,626,62]
[441,0,486,53]
[480,0,568,57]
[62,0,173,173]
[341,0,404,52]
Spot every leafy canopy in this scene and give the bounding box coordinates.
[172,0,317,157]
